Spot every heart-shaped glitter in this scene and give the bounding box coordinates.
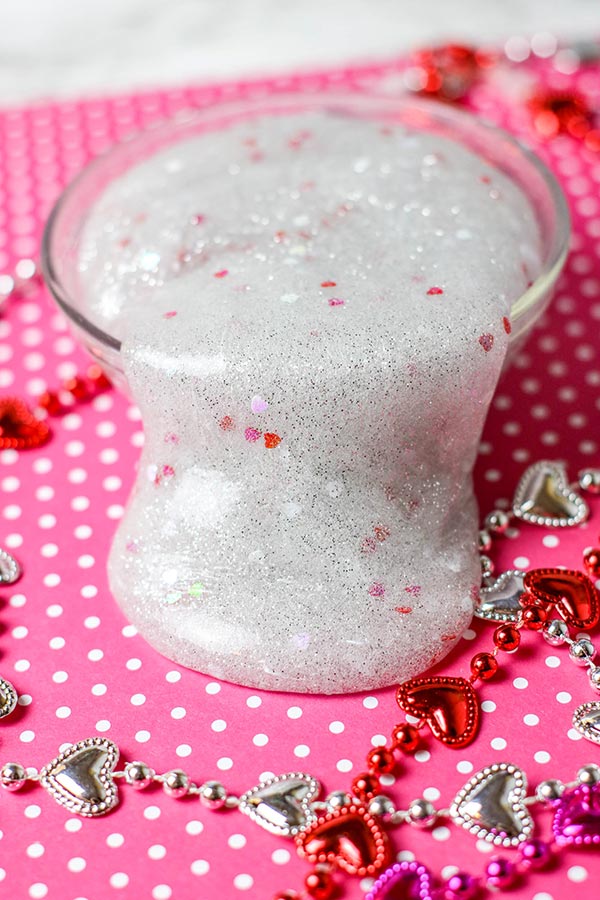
[512,460,588,527]
[523,568,599,630]
[396,675,479,748]
[0,676,18,720]
[475,569,525,623]
[572,701,600,746]
[40,737,119,817]
[0,397,51,450]
[251,396,269,414]
[365,859,433,900]
[552,783,600,847]
[296,803,389,877]
[450,762,533,847]
[238,772,320,837]
[264,432,281,449]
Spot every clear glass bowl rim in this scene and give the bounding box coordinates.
[41,91,571,355]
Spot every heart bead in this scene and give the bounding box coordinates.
[396,675,479,748]
[0,676,18,720]
[40,737,119,817]
[552,783,600,847]
[572,701,600,746]
[0,397,51,450]
[512,460,588,527]
[475,570,525,623]
[523,568,599,630]
[238,772,320,836]
[450,762,533,847]
[296,803,389,877]
[365,859,433,900]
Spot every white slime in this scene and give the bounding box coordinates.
[78,110,542,693]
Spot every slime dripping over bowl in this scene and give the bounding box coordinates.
[42,93,570,694]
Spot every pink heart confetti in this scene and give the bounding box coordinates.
[244,427,262,443]
[251,396,269,414]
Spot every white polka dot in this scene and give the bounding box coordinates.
[423,787,441,801]
[126,658,142,671]
[43,573,60,588]
[211,719,227,732]
[46,604,63,617]
[95,720,111,732]
[26,843,45,859]
[253,733,269,746]
[513,677,528,689]
[135,730,151,743]
[363,696,378,709]
[171,706,186,719]
[75,524,93,540]
[106,833,124,848]
[91,683,107,696]
[532,893,554,900]
[337,758,353,773]
[287,705,302,719]
[228,834,247,849]
[217,757,233,770]
[28,885,48,899]
[513,556,530,568]
[78,554,95,568]
[476,839,494,853]
[442,866,460,880]
[567,866,588,883]
[130,693,146,706]
[524,714,539,726]
[534,750,551,764]
[568,727,584,741]
[176,744,192,758]
[205,682,221,694]
[20,730,35,743]
[246,695,261,708]
[490,737,507,751]
[65,819,82,833]
[542,535,560,548]
[545,656,561,668]
[148,845,167,860]
[24,805,41,818]
[88,648,103,662]
[81,585,98,598]
[329,720,345,734]
[432,826,451,841]
[56,706,71,719]
[185,820,204,836]
[233,874,253,891]
[121,624,137,637]
[109,873,129,889]
[293,744,310,758]
[67,857,86,873]
[271,848,291,864]
[481,700,496,712]
[49,636,65,650]
[190,860,209,876]
[143,806,161,820]
[14,660,30,672]
[556,691,572,704]
[152,886,172,900]
[165,670,181,683]
[457,760,474,774]
[414,750,431,763]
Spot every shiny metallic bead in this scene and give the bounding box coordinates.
[578,468,600,494]
[1,762,27,791]
[199,780,227,809]
[569,637,595,666]
[326,790,352,810]
[577,764,600,786]
[478,530,492,553]
[535,779,564,803]
[480,555,494,579]
[124,761,154,790]
[589,667,600,692]
[543,619,569,645]
[484,510,510,534]
[368,794,396,820]
[163,769,190,798]
[406,797,436,827]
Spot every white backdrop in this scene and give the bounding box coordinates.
[1,0,598,104]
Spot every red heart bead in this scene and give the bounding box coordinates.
[296,804,389,877]
[0,397,51,450]
[523,568,599,631]
[396,675,479,748]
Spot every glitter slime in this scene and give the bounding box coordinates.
[70,101,549,693]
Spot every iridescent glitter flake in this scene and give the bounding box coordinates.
[77,110,542,692]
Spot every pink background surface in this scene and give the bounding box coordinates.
[0,55,599,900]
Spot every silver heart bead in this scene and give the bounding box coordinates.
[512,461,588,527]
[238,772,320,836]
[475,570,525,623]
[450,762,533,847]
[572,701,600,746]
[0,676,18,720]
[0,548,21,584]
[40,737,119,817]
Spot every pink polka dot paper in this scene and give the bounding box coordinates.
[1,55,600,900]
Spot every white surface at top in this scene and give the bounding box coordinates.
[1,0,598,105]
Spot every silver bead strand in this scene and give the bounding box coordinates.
[0,762,29,791]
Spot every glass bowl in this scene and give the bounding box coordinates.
[42,92,570,392]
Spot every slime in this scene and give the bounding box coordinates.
[77,110,542,692]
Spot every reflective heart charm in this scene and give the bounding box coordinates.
[475,570,525,623]
[40,737,119,816]
[450,762,533,846]
[0,548,21,584]
[0,397,51,451]
[512,460,588,527]
[0,676,18,720]
[523,568,599,630]
[365,859,433,900]
[552,783,600,847]
[239,772,320,836]
[396,675,479,748]
[296,803,389,877]
[572,701,600,746]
